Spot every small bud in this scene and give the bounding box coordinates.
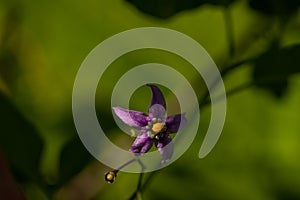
[105,171,117,183]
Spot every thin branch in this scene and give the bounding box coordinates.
[128,163,160,199]
[128,159,145,200]
[201,81,254,106]
[116,158,136,171]
[137,173,144,192]
[225,81,254,97]
[140,171,157,191]
[220,58,254,77]
[199,58,254,107]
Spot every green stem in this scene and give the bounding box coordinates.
[128,173,144,200]
[116,158,136,171]
[201,81,254,106]
[225,81,254,97]
[199,58,254,107]
[128,159,145,200]
[141,171,157,190]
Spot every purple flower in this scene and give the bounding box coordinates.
[113,84,186,164]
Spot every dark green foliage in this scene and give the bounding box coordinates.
[1,0,300,199]
[0,49,20,90]
[248,0,300,15]
[0,93,44,182]
[252,44,300,97]
[58,136,94,184]
[126,0,235,19]
[126,0,300,19]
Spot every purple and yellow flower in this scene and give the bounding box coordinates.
[113,84,186,164]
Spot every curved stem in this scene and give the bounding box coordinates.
[116,158,136,171]
[201,81,254,106]
[199,58,254,107]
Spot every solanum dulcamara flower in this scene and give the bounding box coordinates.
[113,84,186,164]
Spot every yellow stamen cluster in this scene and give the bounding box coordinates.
[146,118,167,139]
[152,122,165,133]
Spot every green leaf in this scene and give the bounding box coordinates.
[58,136,94,185]
[252,44,300,97]
[0,93,44,182]
[0,49,19,90]
[125,0,235,19]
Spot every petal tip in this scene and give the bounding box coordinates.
[112,107,148,128]
[146,83,166,112]
[145,83,153,87]
[112,106,120,112]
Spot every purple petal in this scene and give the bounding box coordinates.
[166,113,187,133]
[148,104,166,120]
[146,84,166,113]
[112,107,148,128]
[155,135,173,164]
[130,131,153,154]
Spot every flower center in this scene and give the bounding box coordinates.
[146,118,167,138]
[152,122,165,133]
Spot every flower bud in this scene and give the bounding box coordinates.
[105,171,117,183]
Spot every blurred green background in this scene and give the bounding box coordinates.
[0,0,300,199]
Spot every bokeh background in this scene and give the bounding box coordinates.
[1,0,300,199]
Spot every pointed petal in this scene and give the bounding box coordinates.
[155,135,173,164]
[146,83,166,111]
[148,104,167,120]
[166,113,187,133]
[113,107,148,128]
[130,131,153,154]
